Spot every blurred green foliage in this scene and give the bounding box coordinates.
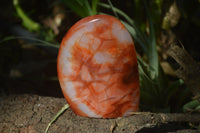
[61,0,99,17]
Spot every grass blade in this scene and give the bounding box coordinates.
[143,0,159,79]
[0,36,59,48]
[98,2,149,55]
[45,104,69,133]
[92,0,99,15]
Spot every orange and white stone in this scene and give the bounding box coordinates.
[57,15,139,118]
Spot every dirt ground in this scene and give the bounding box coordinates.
[0,95,200,133]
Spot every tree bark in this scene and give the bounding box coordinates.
[167,43,200,101]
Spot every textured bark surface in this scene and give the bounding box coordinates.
[0,95,200,133]
[167,44,200,100]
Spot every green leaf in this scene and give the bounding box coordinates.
[13,0,40,32]
[183,99,200,112]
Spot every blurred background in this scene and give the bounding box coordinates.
[0,0,200,113]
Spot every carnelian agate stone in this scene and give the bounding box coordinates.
[57,15,139,118]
